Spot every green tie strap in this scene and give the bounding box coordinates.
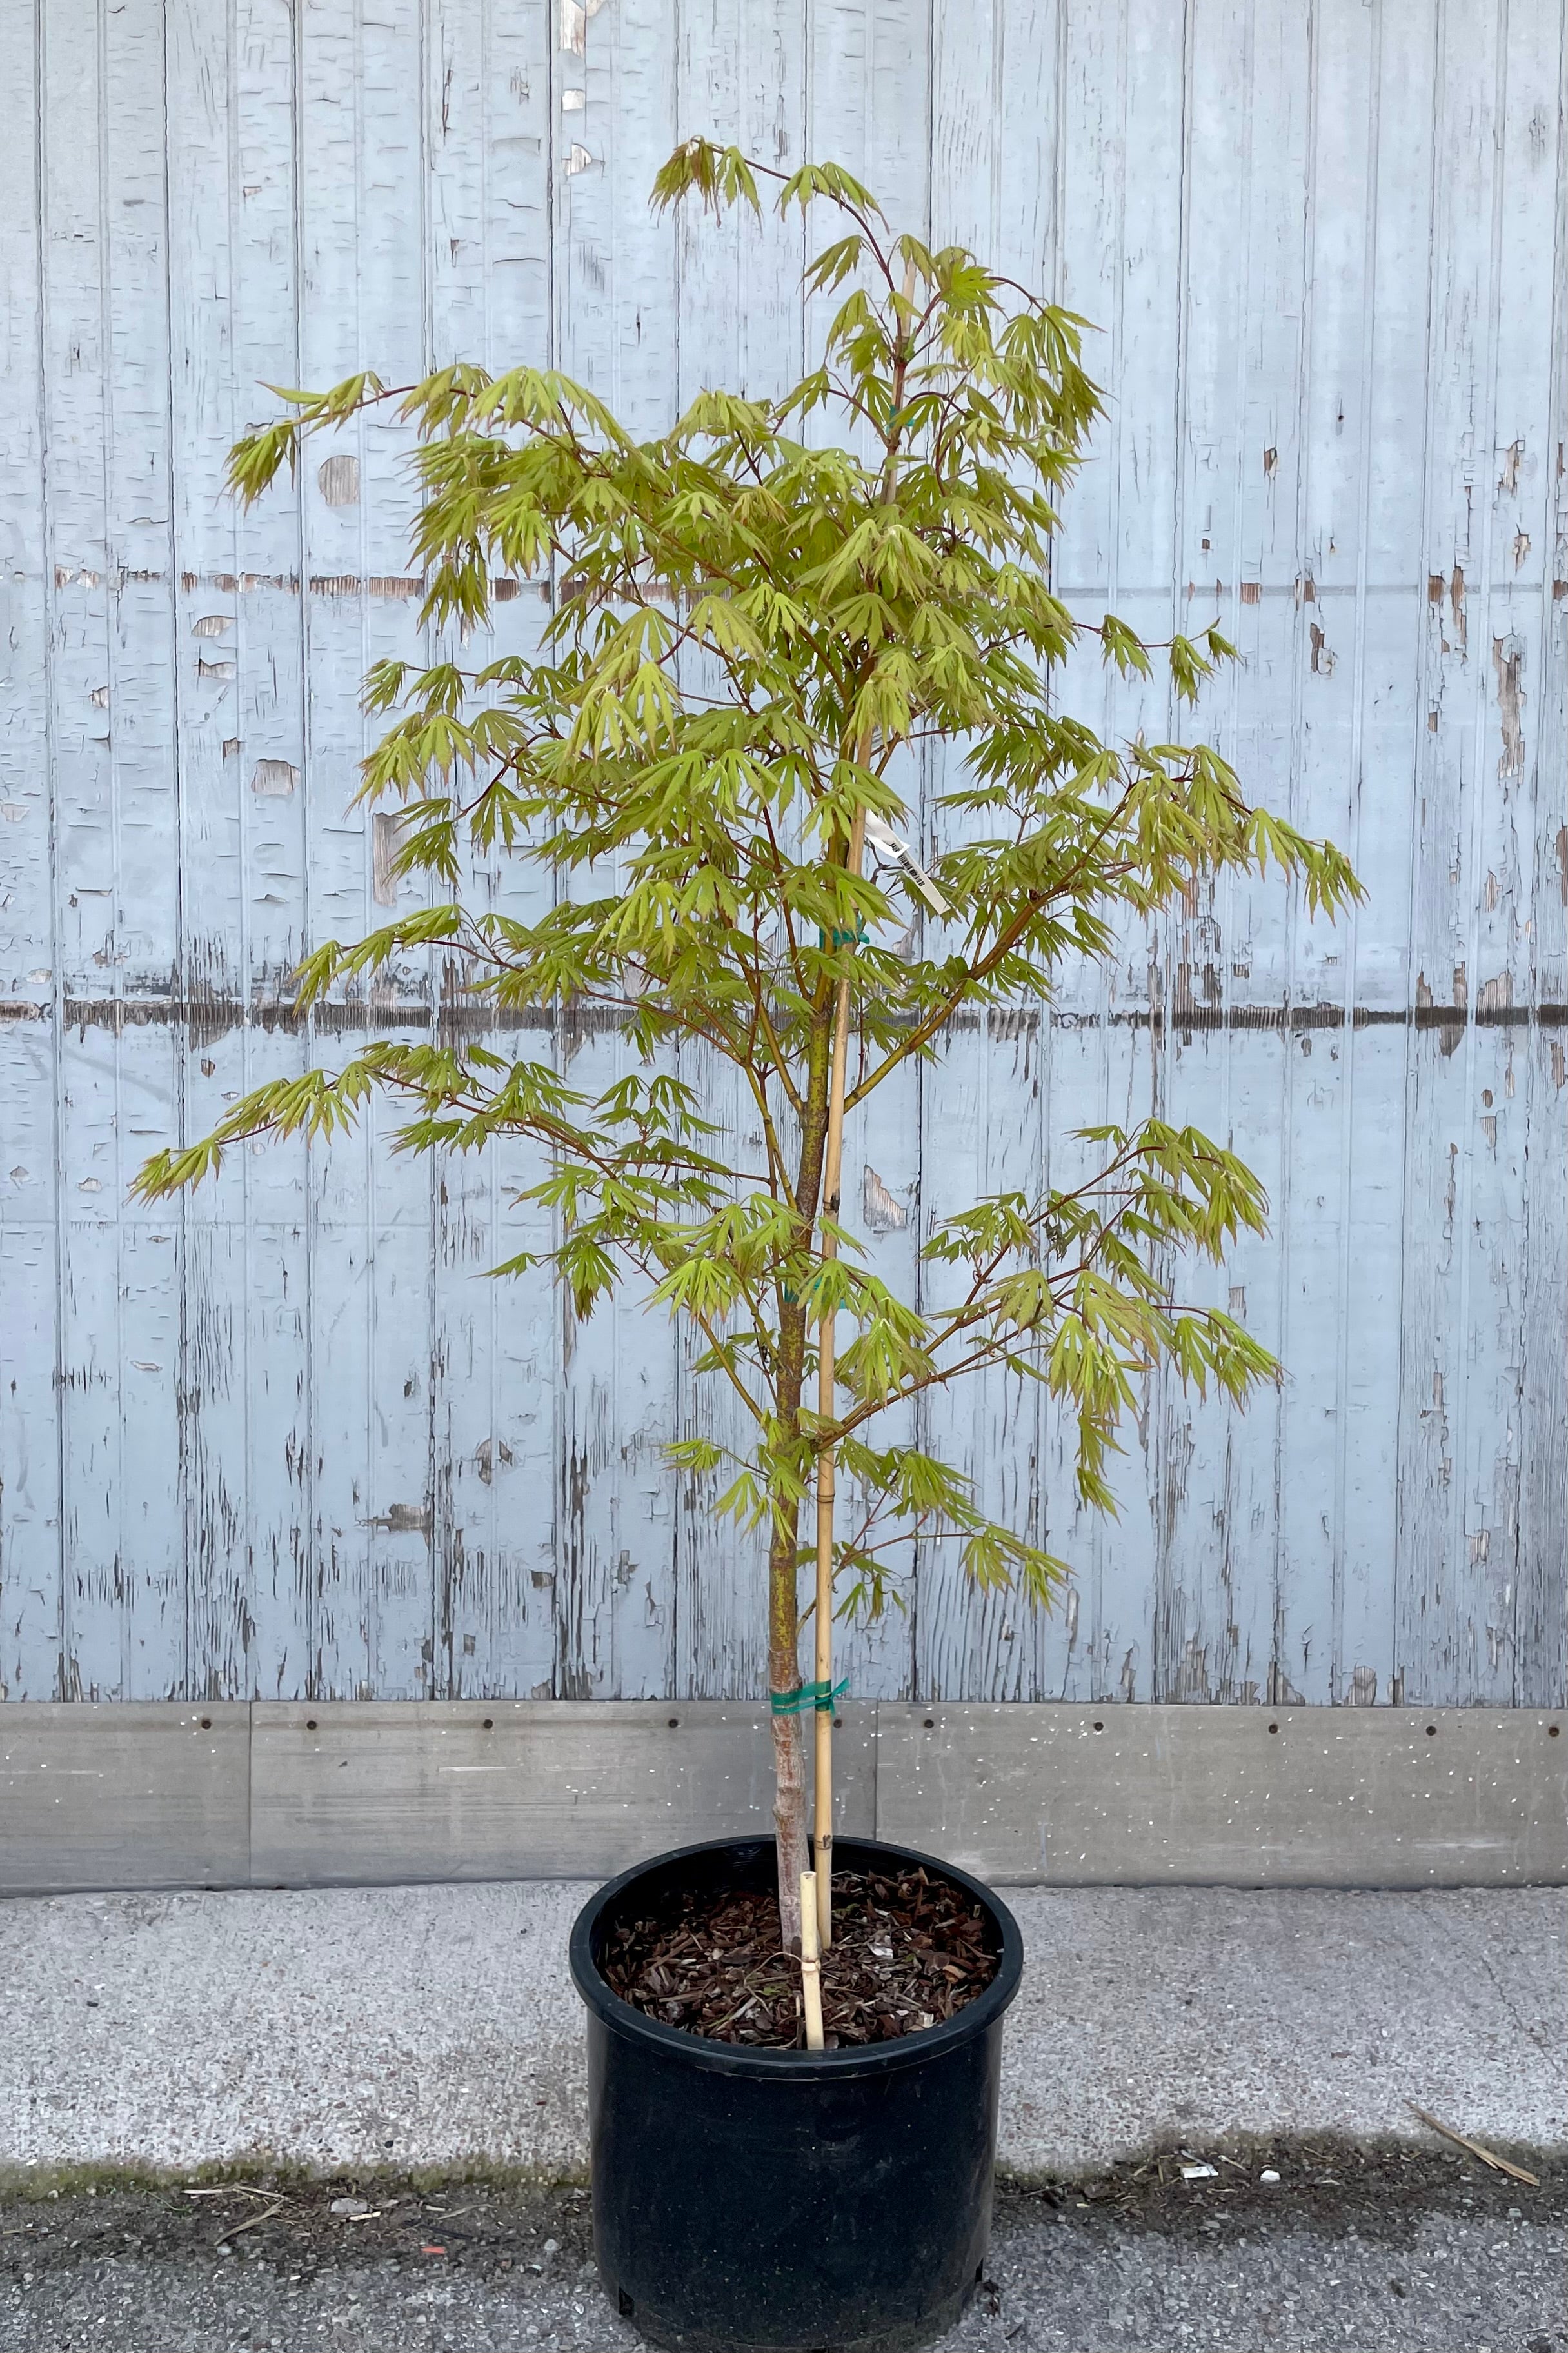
[768,1677,850,1716]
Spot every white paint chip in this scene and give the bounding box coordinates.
[559,0,606,52]
[317,455,360,508]
[89,686,110,708]
[78,1179,102,1194]
[1,803,27,823]
[561,88,584,110]
[251,760,299,798]
[198,659,236,682]
[566,143,593,175]
[862,1166,908,1233]
[372,810,413,905]
[192,615,233,638]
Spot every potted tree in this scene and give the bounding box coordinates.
[138,141,1357,2353]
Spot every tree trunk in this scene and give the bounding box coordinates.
[768,1510,809,1948]
[769,854,849,1950]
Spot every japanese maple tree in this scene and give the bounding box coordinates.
[137,140,1358,1947]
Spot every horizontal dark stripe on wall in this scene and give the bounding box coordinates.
[3,997,1563,1037]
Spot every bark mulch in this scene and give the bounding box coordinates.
[600,1865,999,2048]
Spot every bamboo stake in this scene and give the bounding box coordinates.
[812,263,918,1956]
[799,1870,826,2050]
[814,796,867,1953]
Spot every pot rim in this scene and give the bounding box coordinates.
[569,1832,1024,2082]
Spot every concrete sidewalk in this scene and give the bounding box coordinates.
[3,1881,1561,2179]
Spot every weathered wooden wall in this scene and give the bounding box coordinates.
[1,0,1563,1710]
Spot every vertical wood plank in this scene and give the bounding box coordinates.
[43,0,193,1699]
[666,0,809,1700]
[1320,0,1442,1702]
[1515,6,1568,1707]
[1036,1018,1161,1705]
[296,0,439,1701]
[0,1041,63,1699]
[105,3,190,1697]
[1395,0,1513,1705]
[233,0,316,1696]
[0,0,62,1699]
[1295,0,1401,1707]
[913,1003,1049,1701]
[1151,0,1311,1705]
[806,0,931,231]
[40,0,117,1701]
[1516,1025,1568,1705]
[0,0,53,999]
[165,0,317,1700]
[1478,2,1567,1700]
[168,0,255,1704]
[918,0,1060,1703]
[837,1053,924,1702]
[1266,0,1378,1706]
[548,0,681,1697]
[428,0,563,1699]
[1040,3,1138,1703]
[1053,0,1191,1705]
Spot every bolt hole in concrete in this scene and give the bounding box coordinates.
[199,1717,211,1729]
[1551,1724,1561,1736]
[305,1719,317,1731]
[1426,1725,1438,1736]
[923,1717,935,1728]
[482,1718,494,1730]
[668,1717,679,1729]
[1092,1720,1104,1732]
[1269,1721,1280,1732]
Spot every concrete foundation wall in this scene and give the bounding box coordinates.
[3,1701,1563,1896]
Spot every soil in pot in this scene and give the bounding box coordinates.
[599,1860,999,2048]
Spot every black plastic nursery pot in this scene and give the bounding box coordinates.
[568,1834,1024,2353]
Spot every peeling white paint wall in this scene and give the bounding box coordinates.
[1,0,1564,1708]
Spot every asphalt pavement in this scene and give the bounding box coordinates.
[1,2148,1563,2352]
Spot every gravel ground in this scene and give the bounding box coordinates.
[2,2143,1563,2353]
